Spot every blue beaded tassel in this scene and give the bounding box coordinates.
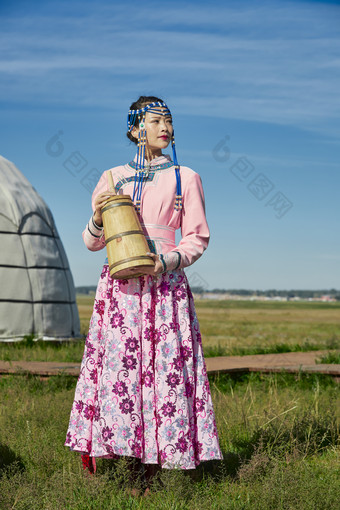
[132,114,147,213]
[171,133,182,211]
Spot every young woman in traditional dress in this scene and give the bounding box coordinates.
[65,96,222,489]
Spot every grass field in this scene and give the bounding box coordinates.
[0,298,339,509]
[0,297,339,362]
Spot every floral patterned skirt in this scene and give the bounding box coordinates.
[65,265,222,469]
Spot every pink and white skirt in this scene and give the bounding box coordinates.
[65,266,222,469]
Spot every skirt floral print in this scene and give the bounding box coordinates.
[65,265,222,469]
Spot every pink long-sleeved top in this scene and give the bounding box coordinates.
[83,154,209,271]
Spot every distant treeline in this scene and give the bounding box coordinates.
[196,288,340,300]
[76,286,340,300]
[76,286,97,294]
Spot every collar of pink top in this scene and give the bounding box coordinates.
[132,153,172,167]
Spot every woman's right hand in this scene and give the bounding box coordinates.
[93,191,117,227]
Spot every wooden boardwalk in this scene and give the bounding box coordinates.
[205,350,340,376]
[0,350,339,378]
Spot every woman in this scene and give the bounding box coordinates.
[65,96,222,480]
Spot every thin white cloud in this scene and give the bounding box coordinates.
[10,1,335,38]
[1,0,339,138]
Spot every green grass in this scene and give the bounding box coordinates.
[0,299,339,508]
[315,351,340,364]
[203,339,339,358]
[0,372,339,509]
[0,335,85,363]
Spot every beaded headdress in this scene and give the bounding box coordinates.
[127,101,182,212]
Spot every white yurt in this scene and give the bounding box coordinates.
[0,155,80,341]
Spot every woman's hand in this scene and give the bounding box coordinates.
[93,192,117,226]
[146,252,165,276]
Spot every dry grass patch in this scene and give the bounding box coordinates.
[1,298,339,362]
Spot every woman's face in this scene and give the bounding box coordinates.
[132,107,173,153]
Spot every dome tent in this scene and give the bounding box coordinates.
[0,155,80,341]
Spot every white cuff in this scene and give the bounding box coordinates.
[162,251,181,271]
[87,215,104,238]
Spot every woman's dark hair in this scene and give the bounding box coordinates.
[126,95,164,145]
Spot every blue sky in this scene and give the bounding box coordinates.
[1,0,339,290]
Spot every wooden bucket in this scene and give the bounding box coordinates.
[101,195,155,279]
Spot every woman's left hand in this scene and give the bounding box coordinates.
[146,252,165,276]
